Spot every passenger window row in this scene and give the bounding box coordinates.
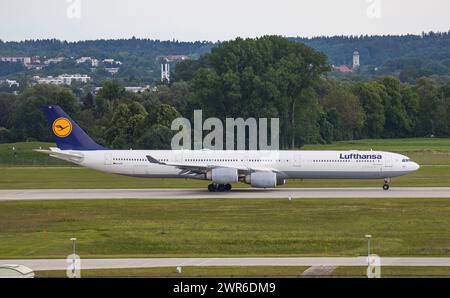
[184,159,289,163]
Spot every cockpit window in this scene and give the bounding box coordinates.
[402,159,411,162]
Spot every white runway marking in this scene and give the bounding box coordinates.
[2,257,450,271]
[0,187,449,200]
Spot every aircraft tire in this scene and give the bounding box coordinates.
[208,184,216,192]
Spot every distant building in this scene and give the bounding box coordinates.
[95,85,157,94]
[44,57,65,65]
[353,50,360,69]
[124,85,152,93]
[0,79,20,87]
[76,57,99,67]
[35,76,63,85]
[91,58,99,67]
[163,55,191,62]
[59,74,91,85]
[0,56,31,64]
[76,57,91,64]
[31,56,41,64]
[0,56,32,68]
[332,50,361,73]
[161,63,170,82]
[35,74,91,85]
[102,58,122,65]
[105,67,119,75]
[332,65,353,73]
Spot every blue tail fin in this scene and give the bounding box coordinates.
[42,105,105,150]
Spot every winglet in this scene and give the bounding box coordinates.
[33,148,84,163]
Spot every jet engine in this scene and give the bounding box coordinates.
[206,168,238,184]
[244,171,282,188]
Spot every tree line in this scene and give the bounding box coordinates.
[0,36,449,149]
[3,32,450,85]
[294,31,450,79]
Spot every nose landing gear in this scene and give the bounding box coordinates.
[383,178,390,190]
[208,183,232,192]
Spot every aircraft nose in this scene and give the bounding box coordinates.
[412,162,420,171]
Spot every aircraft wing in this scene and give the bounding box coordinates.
[146,154,278,175]
[34,148,84,163]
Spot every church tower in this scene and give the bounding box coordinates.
[352,50,360,70]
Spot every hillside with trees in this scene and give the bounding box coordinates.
[0,36,449,149]
[0,38,214,84]
[1,32,450,85]
[294,31,450,81]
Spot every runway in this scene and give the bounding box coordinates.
[2,257,450,271]
[0,187,449,200]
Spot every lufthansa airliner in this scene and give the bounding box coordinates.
[36,105,420,192]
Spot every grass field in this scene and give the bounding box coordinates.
[0,142,68,167]
[1,138,450,189]
[35,266,450,278]
[35,266,310,278]
[1,198,450,259]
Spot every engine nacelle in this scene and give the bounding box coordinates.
[206,168,238,184]
[276,177,286,186]
[245,172,278,188]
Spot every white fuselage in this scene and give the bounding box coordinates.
[55,149,420,182]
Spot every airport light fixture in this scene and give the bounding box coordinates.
[70,237,77,255]
[365,235,371,266]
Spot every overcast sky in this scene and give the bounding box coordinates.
[1,0,450,41]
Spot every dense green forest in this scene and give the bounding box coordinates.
[0,36,449,149]
[0,38,213,57]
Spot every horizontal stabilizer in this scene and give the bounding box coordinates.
[34,148,84,163]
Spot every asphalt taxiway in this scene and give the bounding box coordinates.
[0,187,449,201]
[2,257,450,271]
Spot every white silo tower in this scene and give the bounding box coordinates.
[161,60,170,83]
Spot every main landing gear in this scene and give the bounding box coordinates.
[383,178,391,190]
[208,183,232,192]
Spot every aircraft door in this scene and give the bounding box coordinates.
[384,157,393,168]
[175,151,183,163]
[104,152,112,165]
[294,154,302,167]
